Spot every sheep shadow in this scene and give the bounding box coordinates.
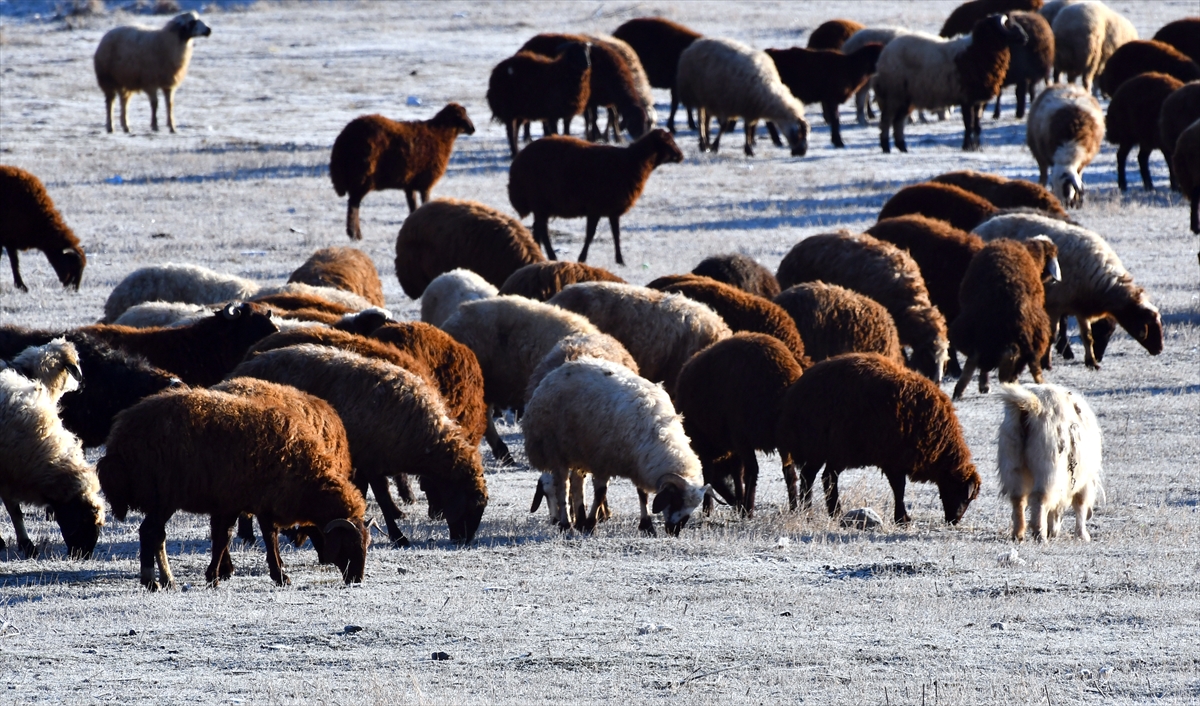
[0,567,130,590]
[630,195,883,233]
[191,142,328,156]
[103,164,329,186]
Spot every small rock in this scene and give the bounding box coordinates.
[1099,666,1113,679]
[637,623,674,635]
[1078,668,1093,679]
[779,611,792,617]
[775,536,791,548]
[990,622,1007,631]
[431,651,451,661]
[397,567,408,575]
[343,625,362,635]
[998,548,1026,567]
[127,629,137,636]
[840,508,883,530]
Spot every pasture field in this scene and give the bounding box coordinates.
[1,1,1197,703]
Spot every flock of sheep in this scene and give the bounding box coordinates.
[0,0,1194,591]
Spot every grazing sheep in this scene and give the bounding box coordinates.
[93,11,211,133]
[102,263,258,322]
[676,37,811,156]
[874,15,1028,152]
[287,247,385,308]
[691,253,780,299]
[940,0,1044,38]
[487,43,592,158]
[1175,118,1200,236]
[330,104,476,241]
[507,129,683,264]
[1159,82,1200,189]
[764,42,884,148]
[612,17,702,133]
[773,282,905,364]
[1026,83,1104,207]
[588,34,658,140]
[1098,40,1200,98]
[991,11,1055,119]
[1051,0,1137,92]
[499,261,626,302]
[808,19,865,50]
[776,353,981,525]
[1107,72,1185,192]
[877,182,1000,232]
[395,198,544,298]
[931,170,1069,218]
[0,340,104,559]
[1153,18,1200,65]
[421,269,499,327]
[776,232,950,381]
[842,27,914,124]
[998,383,1102,541]
[524,357,709,535]
[0,165,86,293]
[974,212,1163,369]
[524,331,638,404]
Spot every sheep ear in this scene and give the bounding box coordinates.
[1045,255,1061,282]
[66,362,84,382]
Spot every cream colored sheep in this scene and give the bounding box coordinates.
[1051,1,1137,93]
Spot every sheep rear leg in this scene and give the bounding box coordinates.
[821,466,843,517]
[1010,494,1028,541]
[953,354,979,400]
[146,89,159,132]
[947,348,962,378]
[404,190,419,213]
[992,89,1003,120]
[505,120,520,159]
[781,455,799,511]
[797,461,822,510]
[118,91,132,133]
[532,215,557,262]
[206,513,237,587]
[345,192,364,241]
[592,475,612,523]
[1054,315,1074,361]
[103,90,117,133]
[1116,143,1131,191]
[822,101,844,148]
[667,89,679,133]
[139,512,175,591]
[610,217,624,266]
[885,470,911,525]
[484,412,515,466]
[569,471,589,532]
[686,106,696,130]
[741,120,755,157]
[1073,492,1093,542]
[257,513,290,586]
[739,449,760,518]
[236,513,256,546]
[1015,78,1029,119]
[370,476,412,548]
[1137,145,1155,191]
[855,86,870,125]
[1029,494,1049,542]
[637,489,656,536]
[164,87,177,133]
[606,108,622,143]
[1078,318,1100,370]
[552,471,571,531]
[696,107,710,152]
[2,498,35,558]
[579,215,600,264]
[960,102,981,151]
[5,246,28,292]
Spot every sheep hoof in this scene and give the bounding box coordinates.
[390,535,411,548]
[638,518,657,537]
[556,521,573,533]
[495,452,516,467]
[272,572,292,587]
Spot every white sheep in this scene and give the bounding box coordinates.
[111,301,214,328]
[103,263,257,322]
[1050,0,1137,93]
[420,268,498,327]
[842,26,913,125]
[1039,0,1081,29]
[675,37,811,156]
[997,383,1103,541]
[93,11,212,134]
[1025,84,1104,207]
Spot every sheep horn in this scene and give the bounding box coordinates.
[221,303,242,320]
[655,473,687,493]
[1045,255,1062,283]
[702,485,727,506]
[323,518,360,535]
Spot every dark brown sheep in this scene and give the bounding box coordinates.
[691,253,780,299]
[1154,18,1200,65]
[1173,118,1200,235]
[1098,40,1200,98]
[775,353,981,525]
[394,198,545,298]
[940,0,1044,37]
[507,129,683,265]
[992,11,1054,119]
[0,165,86,292]
[1160,82,1200,191]
[807,19,865,50]
[931,170,1069,218]
[877,182,999,232]
[612,17,702,132]
[498,261,625,301]
[329,103,475,241]
[765,43,884,148]
[487,43,591,158]
[249,291,359,318]
[1106,72,1185,191]
[773,282,904,365]
[287,247,385,308]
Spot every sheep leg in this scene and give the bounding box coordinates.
[484,411,515,466]
[579,215,600,264]
[139,512,174,590]
[521,122,531,143]
[404,190,418,213]
[637,489,656,536]
[569,471,590,532]
[345,193,364,241]
[1030,494,1049,542]
[822,102,844,148]
[891,106,909,153]
[855,85,871,125]
[1073,494,1092,542]
[609,217,624,266]
[258,513,290,586]
[1137,146,1155,191]
[607,108,622,143]
[739,449,760,518]
[2,498,35,558]
[821,467,842,517]
[552,471,571,531]
[146,89,159,132]
[797,462,822,510]
[1015,78,1028,119]
[532,215,557,262]
[668,90,679,133]
[1078,318,1100,370]
[1038,163,1048,187]
[687,106,696,130]
[992,89,1002,120]
[978,366,991,394]
[206,513,238,586]
[164,87,177,133]
[885,471,911,525]
[505,120,519,159]
[953,354,979,400]
[1010,495,1027,541]
[5,247,28,292]
[782,455,799,511]
[236,514,256,546]
[712,116,729,153]
[1115,143,1131,191]
[960,103,977,151]
[370,477,412,548]
[103,90,116,133]
[947,348,962,378]
[696,107,709,152]
[765,121,783,147]
[562,116,574,136]
[1054,316,1074,361]
[118,91,132,133]
[742,120,755,157]
[592,475,612,523]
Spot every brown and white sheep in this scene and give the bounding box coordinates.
[877,181,1000,232]
[764,43,885,148]
[773,282,905,365]
[1097,40,1200,98]
[499,261,626,302]
[1153,18,1200,65]
[931,170,1069,218]
[0,165,86,293]
[940,0,1045,38]
[991,11,1055,119]
[1159,81,1200,191]
[1174,118,1200,236]
[1026,83,1104,207]
[1050,0,1137,92]
[612,18,702,133]
[487,43,592,158]
[287,247,385,308]
[1106,72,1185,191]
[691,253,780,299]
[808,20,865,50]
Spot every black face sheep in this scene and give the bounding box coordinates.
[691,253,780,299]
[0,165,86,293]
[773,282,905,365]
[395,198,544,299]
[931,170,1069,219]
[93,11,211,133]
[612,18,702,133]
[776,353,982,525]
[1154,18,1200,65]
[287,247,385,308]
[1159,81,1200,190]
[330,103,475,241]
[507,129,683,265]
[873,14,1028,152]
[974,212,1163,369]
[498,261,626,302]
[487,42,591,158]
[1051,0,1138,92]
[877,181,1001,232]
[764,43,884,148]
[991,11,1055,119]
[940,0,1044,38]
[1174,118,1200,236]
[1098,40,1200,98]
[421,269,499,327]
[1026,83,1104,207]
[0,340,104,559]
[776,231,950,382]
[1106,72,1185,191]
[808,20,865,50]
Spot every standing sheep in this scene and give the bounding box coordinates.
[420,269,498,327]
[773,282,905,365]
[93,11,211,133]
[940,0,1045,38]
[0,165,86,293]
[1097,40,1200,98]
[691,253,780,299]
[1026,83,1104,207]
[931,170,1069,218]
[1159,82,1200,190]
[1174,118,1200,236]
[842,27,914,124]
[877,182,1000,232]
[1050,0,1137,92]
[499,261,626,302]
[1153,18,1200,65]
[288,247,385,308]
[330,104,475,241]
[612,18,702,133]
[764,42,885,148]
[808,20,865,50]
[991,11,1055,119]
[487,43,592,158]
[1106,72,1185,191]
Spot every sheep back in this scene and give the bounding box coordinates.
[1052,0,1138,90]
[878,182,999,232]
[103,263,258,322]
[1159,81,1200,160]
[676,37,808,128]
[287,247,385,308]
[499,261,626,302]
[1154,18,1200,65]
[931,170,1068,218]
[940,0,1044,38]
[1098,40,1200,97]
[611,17,701,90]
[421,269,499,327]
[691,253,781,299]
[773,282,904,364]
[808,20,866,50]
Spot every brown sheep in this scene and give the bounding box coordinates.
[765,43,884,148]
[1160,82,1200,191]
[394,198,545,299]
[499,261,625,301]
[0,165,86,293]
[287,247,385,308]
[691,253,780,299]
[940,0,1044,38]
[1154,18,1200,65]
[808,20,865,50]
[776,353,981,525]
[877,182,999,232]
[507,129,683,265]
[1106,72,1185,191]
[329,103,475,241]
[773,282,904,364]
[612,17,702,133]
[249,291,359,318]
[931,170,1069,218]
[487,43,592,158]
[1098,40,1200,98]
[992,11,1055,119]
[1174,118,1200,236]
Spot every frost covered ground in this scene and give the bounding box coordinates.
[1,1,1198,704]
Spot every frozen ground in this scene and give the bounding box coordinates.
[1,1,1198,703]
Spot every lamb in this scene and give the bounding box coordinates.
[421,269,499,327]
[507,129,683,264]
[773,282,905,365]
[764,42,885,148]
[931,170,1069,218]
[394,198,544,298]
[498,261,626,302]
[1098,40,1200,98]
[807,20,865,50]
[877,182,1000,232]
[1050,0,1137,92]
[523,357,709,536]
[102,263,257,322]
[330,104,476,241]
[775,353,982,525]
[675,37,811,157]
[1159,82,1200,189]
[93,11,211,133]
[775,231,950,381]
[1106,72,1185,191]
[1174,118,1200,235]
[873,15,1028,152]
[940,0,1044,38]
[612,17,702,133]
[991,11,1055,119]
[0,340,104,559]
[842,27,914,124]
[287,247,385,308]
[0,165,86,293]
[1026,83,1104,207]
[1153,18,1200,65]
[691,253,781,299]
[973,212,1163,369]
[546,282,732,396]
[487,42,591,158]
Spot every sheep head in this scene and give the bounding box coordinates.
[322,518,368,584]
[1051,167,1084,208]
[1022,235,1061,284]
[909,336,950,383]
[1113,294,1163,356]
[651,474,708,536]
[642,128,684,166]
[431,103,475,136]
[167,12,211,41]
[937,464,981,525]
[52,493,105,560]
[46,245,86,291]
[782,120,810,157]
[976,14,1028,48]
[12,337,83,400]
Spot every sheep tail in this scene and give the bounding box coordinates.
[997,383,1042,417]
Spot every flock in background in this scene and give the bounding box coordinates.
[0,0,1194,590]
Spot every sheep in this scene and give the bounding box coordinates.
[1039,0,1081,29]
[612,17,702,133]
[588,34,658,140]
[487,43,592,158]
[808,20,865,50]
[1175,118,1200,236]
[842,27,914,124]
[877,182,1000,232]
[102,263,257,322]
[112,301,213,328]
[940,0,1044,38]
[0,165,86,293]
[690,253,780,299]
[1098,40,1200,98]
[546,282,732,396]
[873,15,1029,152]
[1106,72,1185,191]
[931,170,1069,218]
[0,340,104,559]
[949,237,1059,399]
[421,269,499,327]
[287,247,385,308]
[98,382,367,589]
[775,231,950,381]
[773,282,905,365]
[523,357,709,536]
[1153,18,1200,65]
[973,212,1163,369]
[394,198,544,299]
[330,104,475,241]
[991,11,1055,119]
[1159,82,1200,189]
[776,353,982,525]
[524,332,638,405]
[764,42,885,148]
[507,129,683,264]
[93,11,211,133]
[247,291,361,325]
[1026,83,1104,207]
[676,37,811,157]
[1050,0,1137,92]
[498,261,625,302]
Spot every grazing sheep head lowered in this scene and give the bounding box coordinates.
[1114,289,1163,356]
[319,518,369,584]
[167,12,212,41]
[651,473,710,536]
[1052,168,1085,209]
[44,246,86,291]
[938,471,981,525]
[784,120,810,157]
[420,453,488,544]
